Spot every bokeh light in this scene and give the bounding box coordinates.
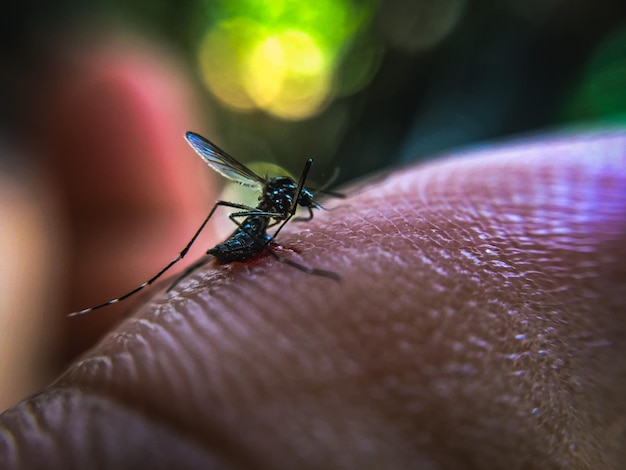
[197,0,377,120]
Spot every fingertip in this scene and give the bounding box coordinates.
[37,33,217,356]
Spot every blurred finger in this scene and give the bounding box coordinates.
[37,33,216,358]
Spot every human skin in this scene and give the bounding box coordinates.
[1,131,625,469]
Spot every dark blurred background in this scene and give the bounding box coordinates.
[1,0,625,409]
[6,0,626,177]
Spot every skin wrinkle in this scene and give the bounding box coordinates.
[202,277,322,412]
[196,286,285,408]
[0,429,17,469]
[183,294,271,425]
[64,324,269,468]
[139,316,202,399]
[129,315,213,414]
[2,132,626,468]
[4,402,34,458]
[1,390,232,470]
[70,356,115,385]
[241,278,349,390]
[174,297,237,404]
[189,273,394,466]
[17,401,45,438]
[239,285,324,378]
[99,330,152,387]
[158,299,223,376]
[127,320,196,415]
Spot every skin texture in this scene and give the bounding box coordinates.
[1,130,625,469]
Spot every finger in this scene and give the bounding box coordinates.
[3,131,626,468]
[0,167,60,410]
[37,34,215,358]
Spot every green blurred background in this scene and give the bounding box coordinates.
[4,0,626,178]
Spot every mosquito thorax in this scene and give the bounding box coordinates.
[260,176,294,211]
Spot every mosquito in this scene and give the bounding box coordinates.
[68,131,341,317]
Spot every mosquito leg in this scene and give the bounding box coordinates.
[265,248,341,282]
[292,206,314,222]
[227,210,283,229]
[68,200,262,316]
[166,256,212,292]
[269,211,295,242]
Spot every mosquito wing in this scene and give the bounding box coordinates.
[185,132,265,188]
